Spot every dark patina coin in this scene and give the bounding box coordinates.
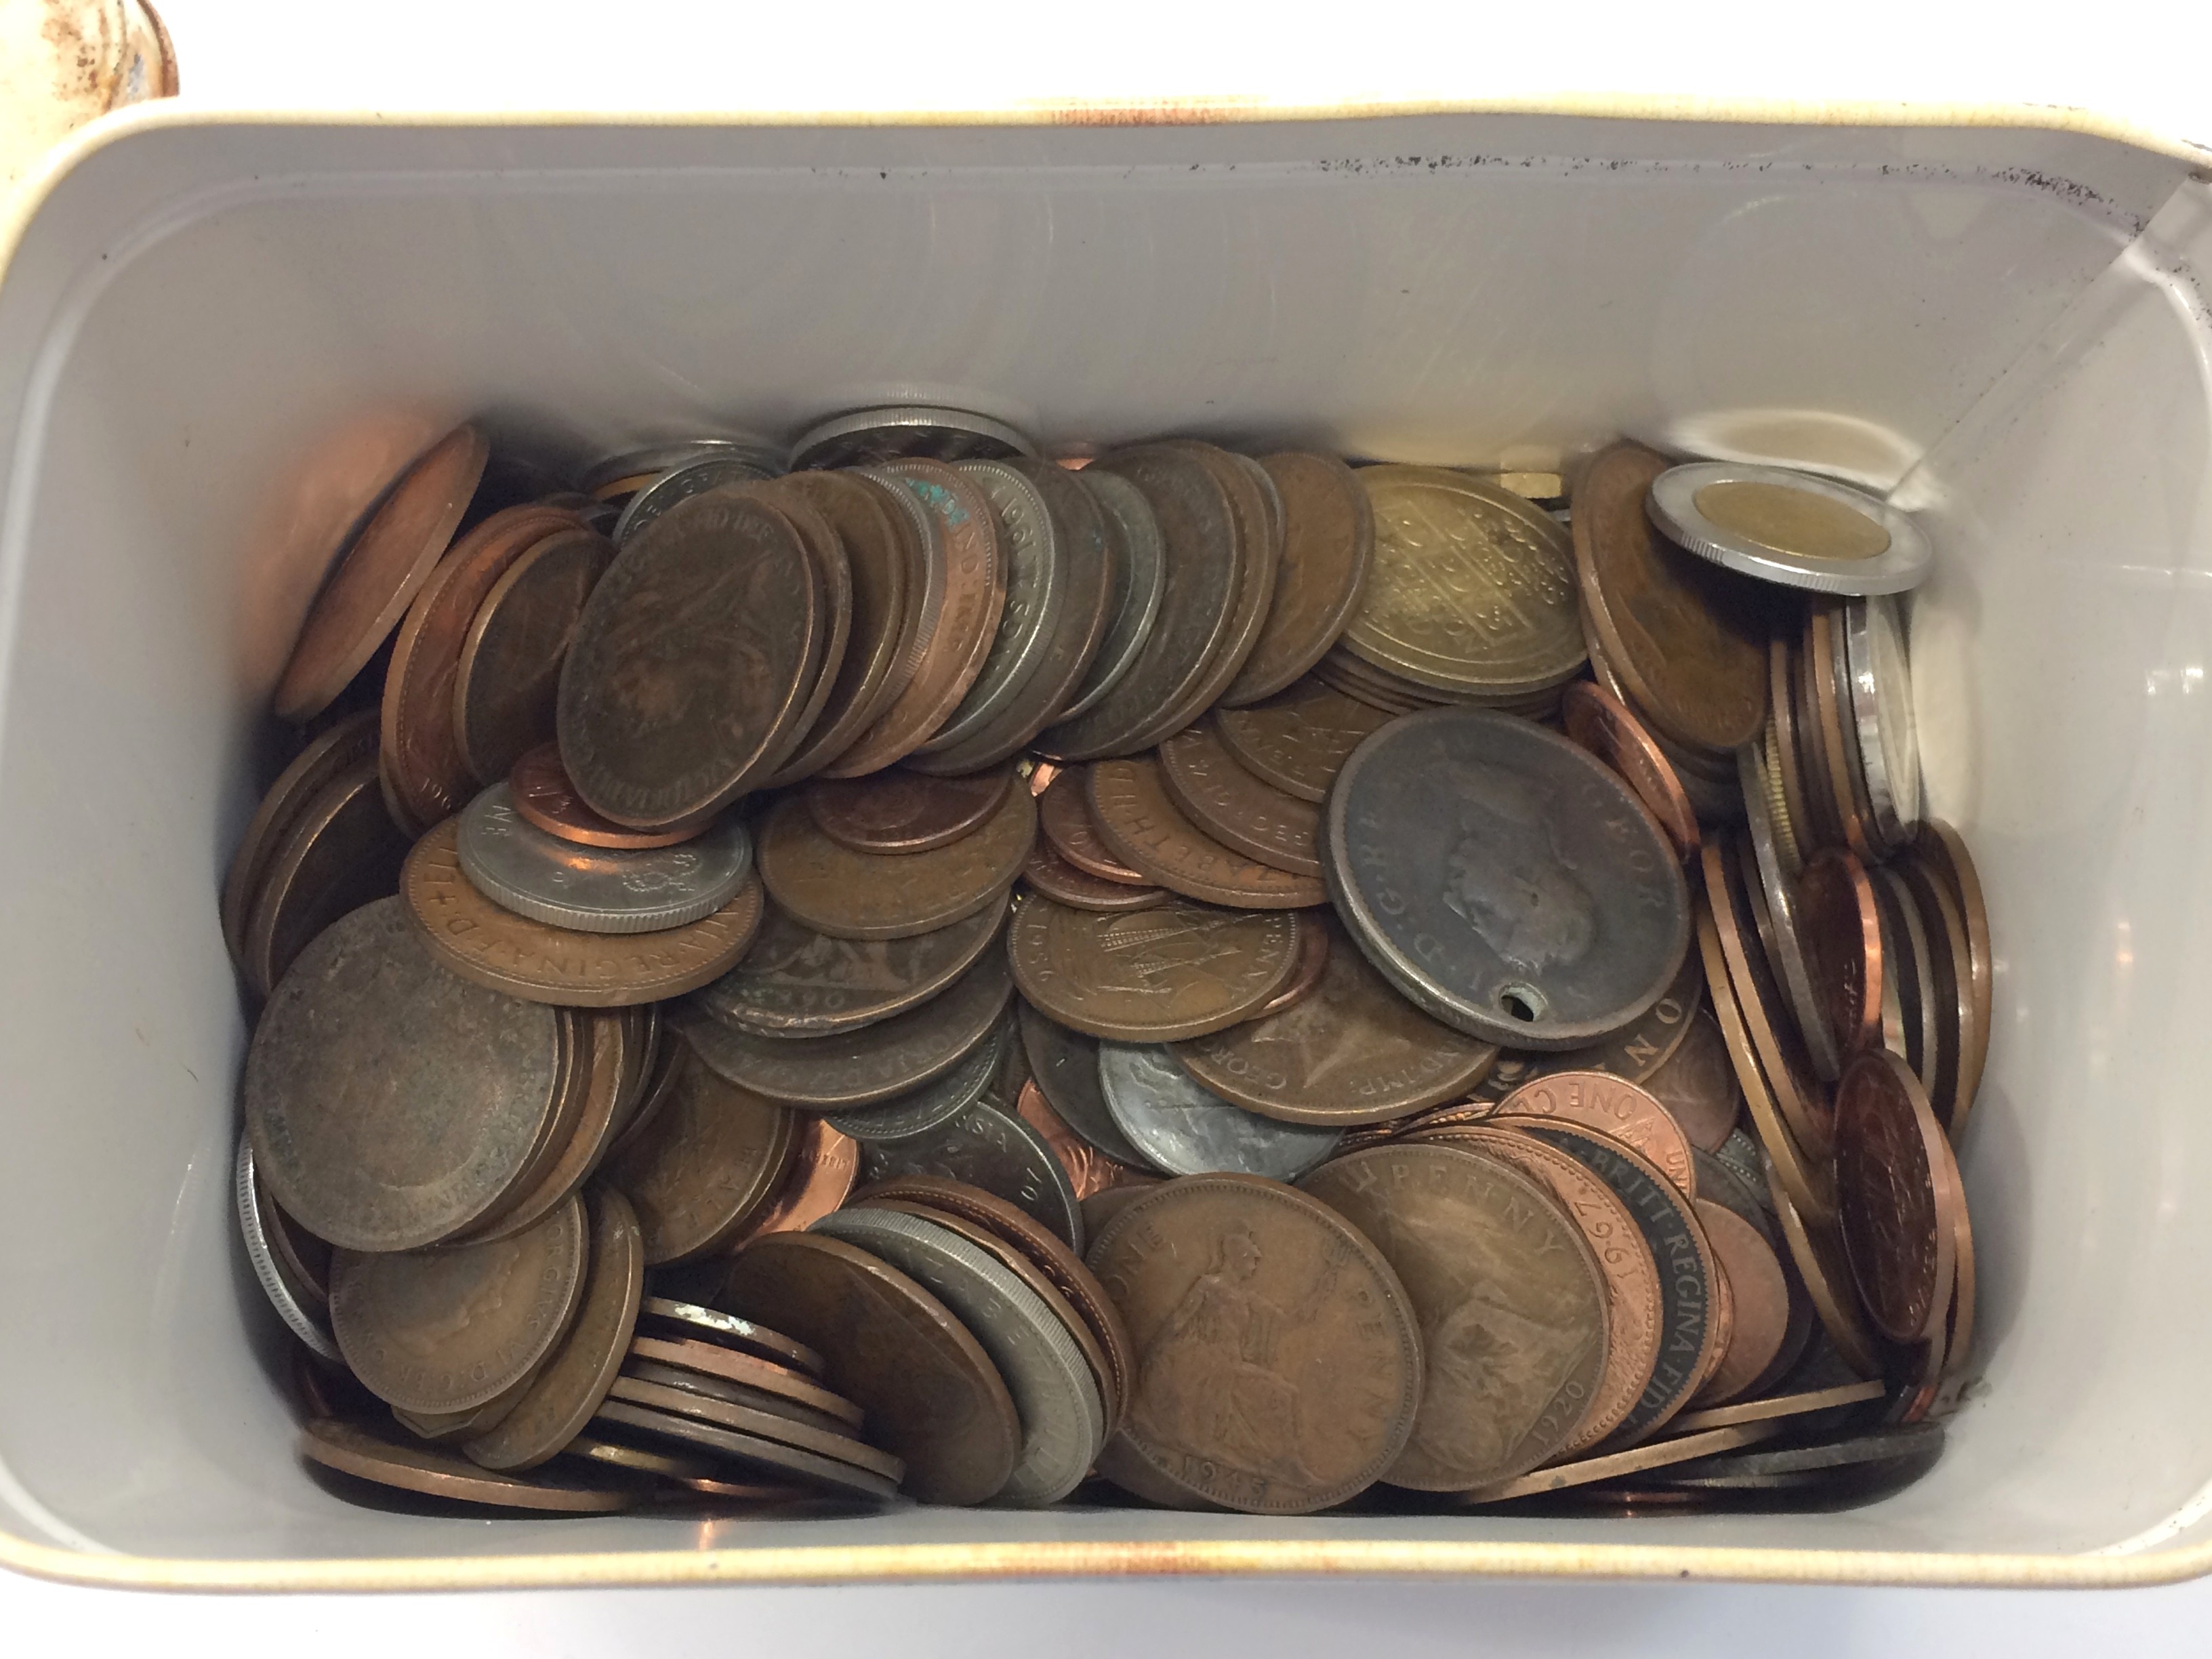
[857,1102,1084,1251]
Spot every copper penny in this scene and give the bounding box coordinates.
[1248,910,1332,1019]
[1022,840,1168,913]
[621,1336,863,1431]
[757,785,1033,941]
[1466,947,1704,1103]
[1914,819,1992,1124]
[604,1373,900,1483]
[1872,861,1940,1085]
[241,756,411,999]
[636,1299,825,1377]
[329,1192,588,1414]
[804,765,1014,855]
[1087,756,1326,909]
[722,1116,860,1247]
[300,1418,634,1513]
[1038,766,1148,884]
[1176,913,1496,1126]
[1702,839,1832,1158]
[1637,1008,1743,1153]
[722,1229,1022,1505]
[1667,1376,1886,1435]
[453,523,614,787]
[1696,903,1835,1226]
[1087,1174,1422,1514]
[1490,1069,1697,1201]
[1455,1421,1780,1504]
[274,424,490,723]
[556,487,822,827]
[731,478,856,782]
[403,819,762,1005]
[1767,1166,1882,1378]
[1015,1080,1150,1202]
[1687,1200,1790,1408]
[222,708,381,962]
[1561,680,1700,864]
[1006,893,1300,1042]
[1213,676,1393,804]
[507,743,708,850]
[1797,846,1883,1061]
[1128,440,1279,735]
[1896,851,1973,1134]
[601,1033,795,1264]
[1157,719,1324,876]
[1834,1048,1959,1347]
[1572,442,1767,754]
[1219,452,1375,706]
[465,1008,632,1244]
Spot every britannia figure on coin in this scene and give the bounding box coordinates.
[1437,761,1597,974]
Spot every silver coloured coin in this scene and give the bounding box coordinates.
[857,1100,1086,1251]
[812,1206,1103,1506]
[1716,1126,1767,1197]
[1739,743,1841,1082]
[791,405,1038,471]
[1324,708,1692,1050]
[1842,595,1921,848]
[1097,1042,1340,1180]
[689,897,1007,1038]
[827,1021,1007,1143]
[611,455,781,546]
[455,783,754,935]
[1647,462,1933,596]
[1056,469,1167,724]
[1016,1000,1155,1170]
[234,1135,341,1363]
[918,462,1065,754]
[583,436,782,495]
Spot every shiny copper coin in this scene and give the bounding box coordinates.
[300,1418,634,1513]
[1157,719,1324,876]
[241,757,410,1000]
[402,819,764,1006]
[507,743,708,850]
[1637,1008,1743,1154]
[1007,894,1300,1042]
[1797,846,1883,1061]
[804,765,1013,855]
[722,1117,861,1248]
[1561,679,1700,863]
[1455,1422,1781,1504]
[222,708,381,962]
[757,785,1033,941]
[1702,839,1831,1158]
[1490,1070,1697,1201]
[274,425,490,723]
[1038,766,1147,884]
[1218,452,1375,706]
[1914,820,1992,1124]
[1087,756,1326,909]
[1022,841,1168,912]
[1687,1200,1790,1407]
[601,1035,795,1264]
[1696,904,1835,1226]
[1015,1081,1149,1202]
[1213,676,1393,804]
[1834,1048,1959,1346]
[453,523,613,787]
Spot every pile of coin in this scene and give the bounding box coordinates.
[230,405,1986,1516]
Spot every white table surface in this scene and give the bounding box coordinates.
[9,0,2212,1649]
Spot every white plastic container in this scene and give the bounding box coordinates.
[2,100,2211,1593]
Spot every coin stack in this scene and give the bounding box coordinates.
[230,406,1984,1516]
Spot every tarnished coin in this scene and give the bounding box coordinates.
[557,1433,720,1488]
[1561,680,1700,864]
[1835,1048,1959,1346]
[1454,1420,1781,1504]
[637,1300,825,1377]
[1345,466,1583,697]
[274,425,490,723]
[235,1136,339,1362]
[1490,1071,1696,1202]
[1697,905,1835,1228]
[1574,443,1769,753]
[827,1021,1006,1144]
[718,1116,860,1248]
[912,461,1064,756]
[1007,895,1299,1042]
[557,487,822,826]
[1873,863,1939,1088]
[300,1418,634,1513]
[1017,1001,1154,1170]
[1638,1008,1743,1153]
[241,757,411,999]
[814,1206,1104,1506]
[602,1035,795,1264]
[404,819,764,1006]
[690,895,1006,1038]
[1057,467,1165,722]
[245,898,562,1251]
[1740,741,1839,1081]
[610,453,782,547]
[804,766,1012,856]
[1149,441,1281,714]
[858,1101,1085,1250]
[1304,1144,1608,1490]
[606,1372,901,1482]
[1174,914,1497,1125]
[464,1187,647,1471]
[679,951,1012,1111]
[222,709,383,963]
[757,785,1032,941]
[330,1193,588,1414]
[508,743,708,851]
[1214,677,1392,804]
[1326,708,1692,1049]
[1038,766,1148,884]
[1914,819,1991,1123]
[1467,945,1703,1104]
[1841,594,1921,846]
[1765,1168,1881,1378]
[1088,756,1326,909]
[1022,841,1168,913]
[1099,1044,1341,1180]
[1249,914,1332,1019]
[1158,720,1323,876]
[591,1396,897,1500]
[585,438,780,497]
[1017,1082,1151,1202]
[454,525,614,787]
[1687,1199,1790,1408]
[1703,839,1832,1157]
[1088,1174,1422,1514]
[1648,461,1933,596]
[1668,1376,1885,1437]
[723,1229,1022,1504]
[463,1008,635,1245]
[790,405,1036,470]
[456,783,754,935]
[1894,853,1973,1133]
[1797,846,1884,1062]
[1218,453,1375,706]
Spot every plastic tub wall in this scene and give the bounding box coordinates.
[1,108,2210,1589]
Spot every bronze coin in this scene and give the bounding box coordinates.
[453,524,614,787]
[1914,820,1991,1124]
[1213,676,1392,804]
[558,1432,718,1486]
[1573,442,1767,753]
[241,757,411,1000]
[1015,1081,1151,1202]
[1797,846,1883,1061]
[1561,680,1700,864]
[1038,766,1149,884]
[402,819,763,1006]
[1702,839,1832,1158]
[1489,1070,1697,1202]
[624,1334,861,1427]
[1147,441,1279,719]
[1218,452,1375,707]
[1871,861,1939,1084]
[1668,1376,1886,1436]
[588,1397,895,1499]
[1467,947,1704,1104]
[1808,605,1878,859]
[464,1008,632,1244]
[1768,640,1818,857]
[757,786,1033,941]
[636,1299,825,1377]
[1895,852,1973,1134]
[1638,1008,1744,1154]
[507,743,708,850]
[1088,1174,1422,1514]
[1687,1199,1790,1408]
[274,425,490,723]
[329,1193,589,1414]
[300,1417,634,1513]
[804,765,1014,855]
[605,1373,901,1483]
[690,893,1007,1038]
[720,1116,861,1248]
[1696,904,1835,1227]
[383,506,587,828]
[1767,1171,1883,1378]
[1087,756,1327,909]
[1175,913,1497,1126]
[601,1035,796,1264]
[557,487,823,827]
[1022,840,1168,913]
[823,460,1005,777]
[1248,911,1332,1019]
[464,1186,647,1471]
[1412,1125,1663,1454]
[222,708,382,963]
[1834,1048,1959,1346]
[393,1367,541,1444]
[855,1101,1084,1250]
[1454,1421,1781,1504]
[1158,720,1324,876]
[1304,1145,1607,1491]
[245,898,563,1252]
[731,478,856,781]
[722,1229,1023,1505]
[1007,893,1300,1042]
